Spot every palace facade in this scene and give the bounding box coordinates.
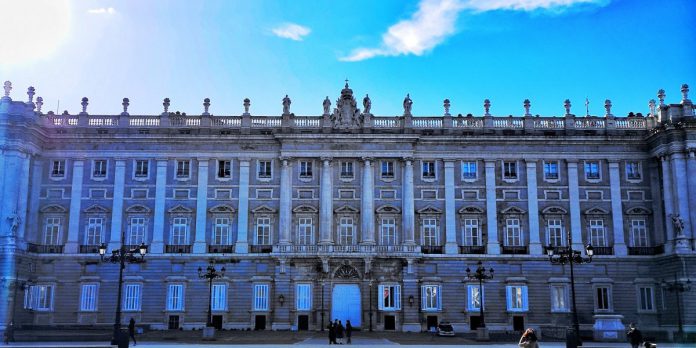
[0,81,694,339]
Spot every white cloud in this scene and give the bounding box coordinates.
[87,7,116,15]
[341,0,607,62]
[272,23,311,41]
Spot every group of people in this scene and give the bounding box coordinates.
[517,323,654,348]
[327,319,352,344]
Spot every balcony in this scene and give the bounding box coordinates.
[421,246,443,254]
[501,245,529,255]
[250,245,272,253]
[592,246,614,255]
[459,245,486,254]
[628,245,664,256]
[79,245,101,254]
[272,244,421,255]
[165,244,192,254]
[207,245,235,254]
[27,243,64,254]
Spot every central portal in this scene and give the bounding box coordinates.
[331,284,362,327]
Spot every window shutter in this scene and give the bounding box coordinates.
[378,285,384,310]
[395,285,401,310]
[505,286,512,311]
[522,286,528,310]
[437,286,442,310]
[421,286,426,310]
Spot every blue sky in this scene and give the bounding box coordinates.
[1,0,694,117]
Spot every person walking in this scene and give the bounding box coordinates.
[3,321,15,344]
[128,318,137,346]
[328,321,336,344]
[518,328,539,348]
[336,320,345,344]
[345,320,352,344]
[627,323,643,348]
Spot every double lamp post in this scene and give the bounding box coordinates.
[465,261,494,340]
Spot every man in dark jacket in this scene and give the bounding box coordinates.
[345,320,352,344]
[328,321,336,344]
[627,323,643,348]
[128,318,137,346]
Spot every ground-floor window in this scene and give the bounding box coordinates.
[378,284,401,311]
[421,285,441,311]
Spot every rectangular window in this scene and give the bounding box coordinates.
[296,284,312,311]
[422,218,438,246]
[128,217,146,245]
[213,217,231,245]
[297,217,314,245]
[462,161,477,180]
[44,217,62,245]
[588,219,606,247]
[85,217,104,245]
[80,284,97,312]
[595,286,611,311]
[380,218,396,245]
[211,284,227,311]
[299,161,313,178]
[135,160,149,177]
[93,160,107,178]
[422,161,436,179]
[338,217,355,245]
[167,284,184,311]
[630,219,648,247]
[639,286,654,311]
[467,285,484,311]
[503,161,518,180]
[24,285,54,311]
[585,161,600,180]
[176,160,190,178]
[51,160,66,177]
[340,161,354,179]
[256,217,271,245]
[254,284,269,311]
[258,160,272,178]
[506,285,528,312]
[171,217,189,245]
[378,285,401,311]
[547,219,564,247]
[217,160,231,178]
[123,284,141,311]
[505,218,522,246]
[551,285,569,312]
[626,161,642,180]
[381,161,394,179]
[544,161,559,180]
[421,285,441,311]
[463,219,480,246]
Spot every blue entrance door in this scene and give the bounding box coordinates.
[331,284,362,327]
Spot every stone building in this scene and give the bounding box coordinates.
[0,81,694,339]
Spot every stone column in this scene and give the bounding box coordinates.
[648,161,665,246]
[193,158,209,253]
[660,156,675,253]
[402,158,416,245]
[566,161,584,251]
[109,159,126,250]
[27,157,43,243]
[235,159,250,253]
[608,161,627,256]
[444,160,458,254]
[65,159,85,253]
[278,158,292,245]
[526,160,542,255]
[0,150,28,240]
[150,159,168,253]
[319,158,334,245]
[15,153,31,241]
[670,153,691,253]
[687,151,696,250]
[360,158,375,245]
[484,160,500,254]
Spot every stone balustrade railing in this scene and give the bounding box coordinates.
[273,244,421,255]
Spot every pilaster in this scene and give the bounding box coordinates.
[444,160,458,254]
[65,159,85,253]
[402,158,416,245]
[235,159,250,253]
[16,153,31,241]
[670,153,691,253]
[608,161,627,256]
[566,161,584,251]
[319,158,334,245]
[687,151,696,251]
[193,158,209,253]
[108,159,127,250]
[27,157,43,244]
[660,156,675,254]
[484,160,500,254]
[278,158,292,245]
[525,160,542,255]
[150,159,168,254]
[360,158,375,245]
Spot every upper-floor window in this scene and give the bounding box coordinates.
[422,161,436,179]
[85,217,104,245]
[92,160,107,178]
[462,161,477,180]
[171,217,189,245]
[24,284,54,311]
[595,286,612,311]
[378,284,401,311]
[503,161,518,180]
[166,284,184,311]
[584,161,600,180]
[51,160,66,178]
[381,161,395,179]
[297,217,314,245]
[505,218,522,246]
[176,160,190,178]
[134,160,149,178]
[506,285,528,312]
[546,218,565,247]
[588,219,606,247]
[638,286,655,312]
[123,284,142,311]
[255,217,271,245]
[213,217,231,245]
[128,217,146,245]
[217,160,231,179]
[467,284,483,311]
[299,161,313,179]
[338,217,355,245]
[44,217,62,245]
[630,219,648,247]
[80,284,98,312]
[421,285,442,311]
[211,284,227,311]
[258,160,272,179]
[550,284,569,312]
[254,284,269,311]
[626,161,642,181]
[543,161,559,180]
[463,218,481,246]
[296,284,312,311]
[421,218,438,246]
[340,161,354,179]
[380,218,396,245]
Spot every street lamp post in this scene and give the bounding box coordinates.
[321,279,326,331]
[97,241,147,345]
[465,260,494,340]
[545,239,593,348]
[198,262,226,328]
[661,273,692,342]
[368,279,373,332]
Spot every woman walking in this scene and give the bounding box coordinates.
[519,328,539,348]
[128,318,137,346]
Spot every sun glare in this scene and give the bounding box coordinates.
[0,0,72,67]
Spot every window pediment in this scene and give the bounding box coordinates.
[40,205,67,213]
[584,207,609,215]
[458,206,484,214]
[251,205,276,214]
[542,206,567,215]
[83,204,109,214]
[334,205,359,214]
[625,207,651,215]
[417,206,442,214]
[209,204,235,213]
[168,205,193,214]
[501,206,526,214]
[293,204,318,213]
[376,205,401,214]
[126,204,151,213]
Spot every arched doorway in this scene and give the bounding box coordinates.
[330,264,362,327]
